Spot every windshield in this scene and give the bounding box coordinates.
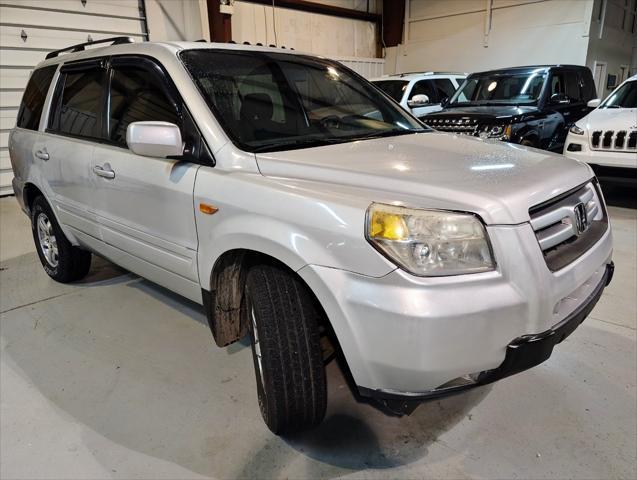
[449,70,547,106]
[372,80,409,102]
[180,50,425,152]
[600,80,637,108]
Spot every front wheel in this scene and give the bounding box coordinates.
[31,196,92,283]
[245,264,327,434]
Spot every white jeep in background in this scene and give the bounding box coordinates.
[9,38,613,435]
[370,72,466,118]
[564,74,637,181]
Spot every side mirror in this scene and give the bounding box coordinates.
[587,98,601,108]
[407,94,430,108]
[550,93,570,105]
[126,121,184,158]
[440,96,449,108]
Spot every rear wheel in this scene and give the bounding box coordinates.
[245,264,327,434]
[31,196,91,283]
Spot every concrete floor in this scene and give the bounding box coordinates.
[0,191,635,480]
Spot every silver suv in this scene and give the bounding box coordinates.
[9,38,614,434]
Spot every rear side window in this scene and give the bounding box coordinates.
[108,65,180,146]
[16,65,57,130]
[49,68,105,139]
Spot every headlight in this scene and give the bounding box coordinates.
[569,124,585,135]
[481,124,512,139]
[366,203,495,276]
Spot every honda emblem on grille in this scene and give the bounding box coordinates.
[574,202,589,235]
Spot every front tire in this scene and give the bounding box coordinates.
[31,196,92,283]
[245,264,327,434]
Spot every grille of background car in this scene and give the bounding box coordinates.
[591,130,637,151]
[425,117,479,135]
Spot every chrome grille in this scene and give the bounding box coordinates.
[530,181,608,271]
[591,129,637,151]
[425,117,479,135]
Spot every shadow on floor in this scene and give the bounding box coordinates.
[600,182,637,209]
[2,251,493,478]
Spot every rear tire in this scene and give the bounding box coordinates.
[31,196,92,283]
[245,264,327,434]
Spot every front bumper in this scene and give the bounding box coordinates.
[298,221,613,403]
[564,133,637,170]
[361,261,613,412]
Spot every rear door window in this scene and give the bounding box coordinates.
[16,65,57,131]
[49,67,106,139]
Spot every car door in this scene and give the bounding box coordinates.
[545,69,586,151]
[91,55,201,300]
[407,80,439,118]
[41,59,107,239]
[9,64,57,205]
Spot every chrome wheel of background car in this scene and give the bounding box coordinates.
[251,306,264,385]
[36,213,58,268]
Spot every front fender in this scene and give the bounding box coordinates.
[194,169,395,290]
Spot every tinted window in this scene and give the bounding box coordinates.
[16,65,57,130]
[372,80,408,102]
[410,80,436,102]
[108,66,179,146]
[450,70,547,105]
[433,79,456,100]
[51,68,105,138]
[551,70,581,102]
[579,70,596,102]
[180,50,423,153]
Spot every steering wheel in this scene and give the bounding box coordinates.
[319,115,341,129]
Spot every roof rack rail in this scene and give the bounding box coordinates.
[45,36,134,60]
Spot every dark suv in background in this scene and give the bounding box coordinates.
[422,65,599,152]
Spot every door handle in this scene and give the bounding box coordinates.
[35,150,49,161]
[93,165,115,179]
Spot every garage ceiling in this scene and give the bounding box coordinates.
[0,0,149,196]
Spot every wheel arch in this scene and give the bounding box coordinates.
[23,182,45,213]
[204,248,328,348]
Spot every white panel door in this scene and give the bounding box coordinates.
[0,0,148,196]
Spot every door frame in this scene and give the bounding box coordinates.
[592,61,607,99]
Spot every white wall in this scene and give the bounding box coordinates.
[231,0,378,58]
[385,0,596,75]
[145,0,209,41]
[586,0,636,96]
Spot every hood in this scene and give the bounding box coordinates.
[580,107,637,131]
[255,132,593,225]
[424,105,539,122]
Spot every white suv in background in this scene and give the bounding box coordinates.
[370,72,466,118]
[564,74,637,179]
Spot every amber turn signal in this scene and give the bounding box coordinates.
[199,203,219,215]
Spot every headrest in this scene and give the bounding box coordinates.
[240,93,274,122]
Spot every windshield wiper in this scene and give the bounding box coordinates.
[250,136,349,153]
[250,129,423,152]
[347,128,424,141]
